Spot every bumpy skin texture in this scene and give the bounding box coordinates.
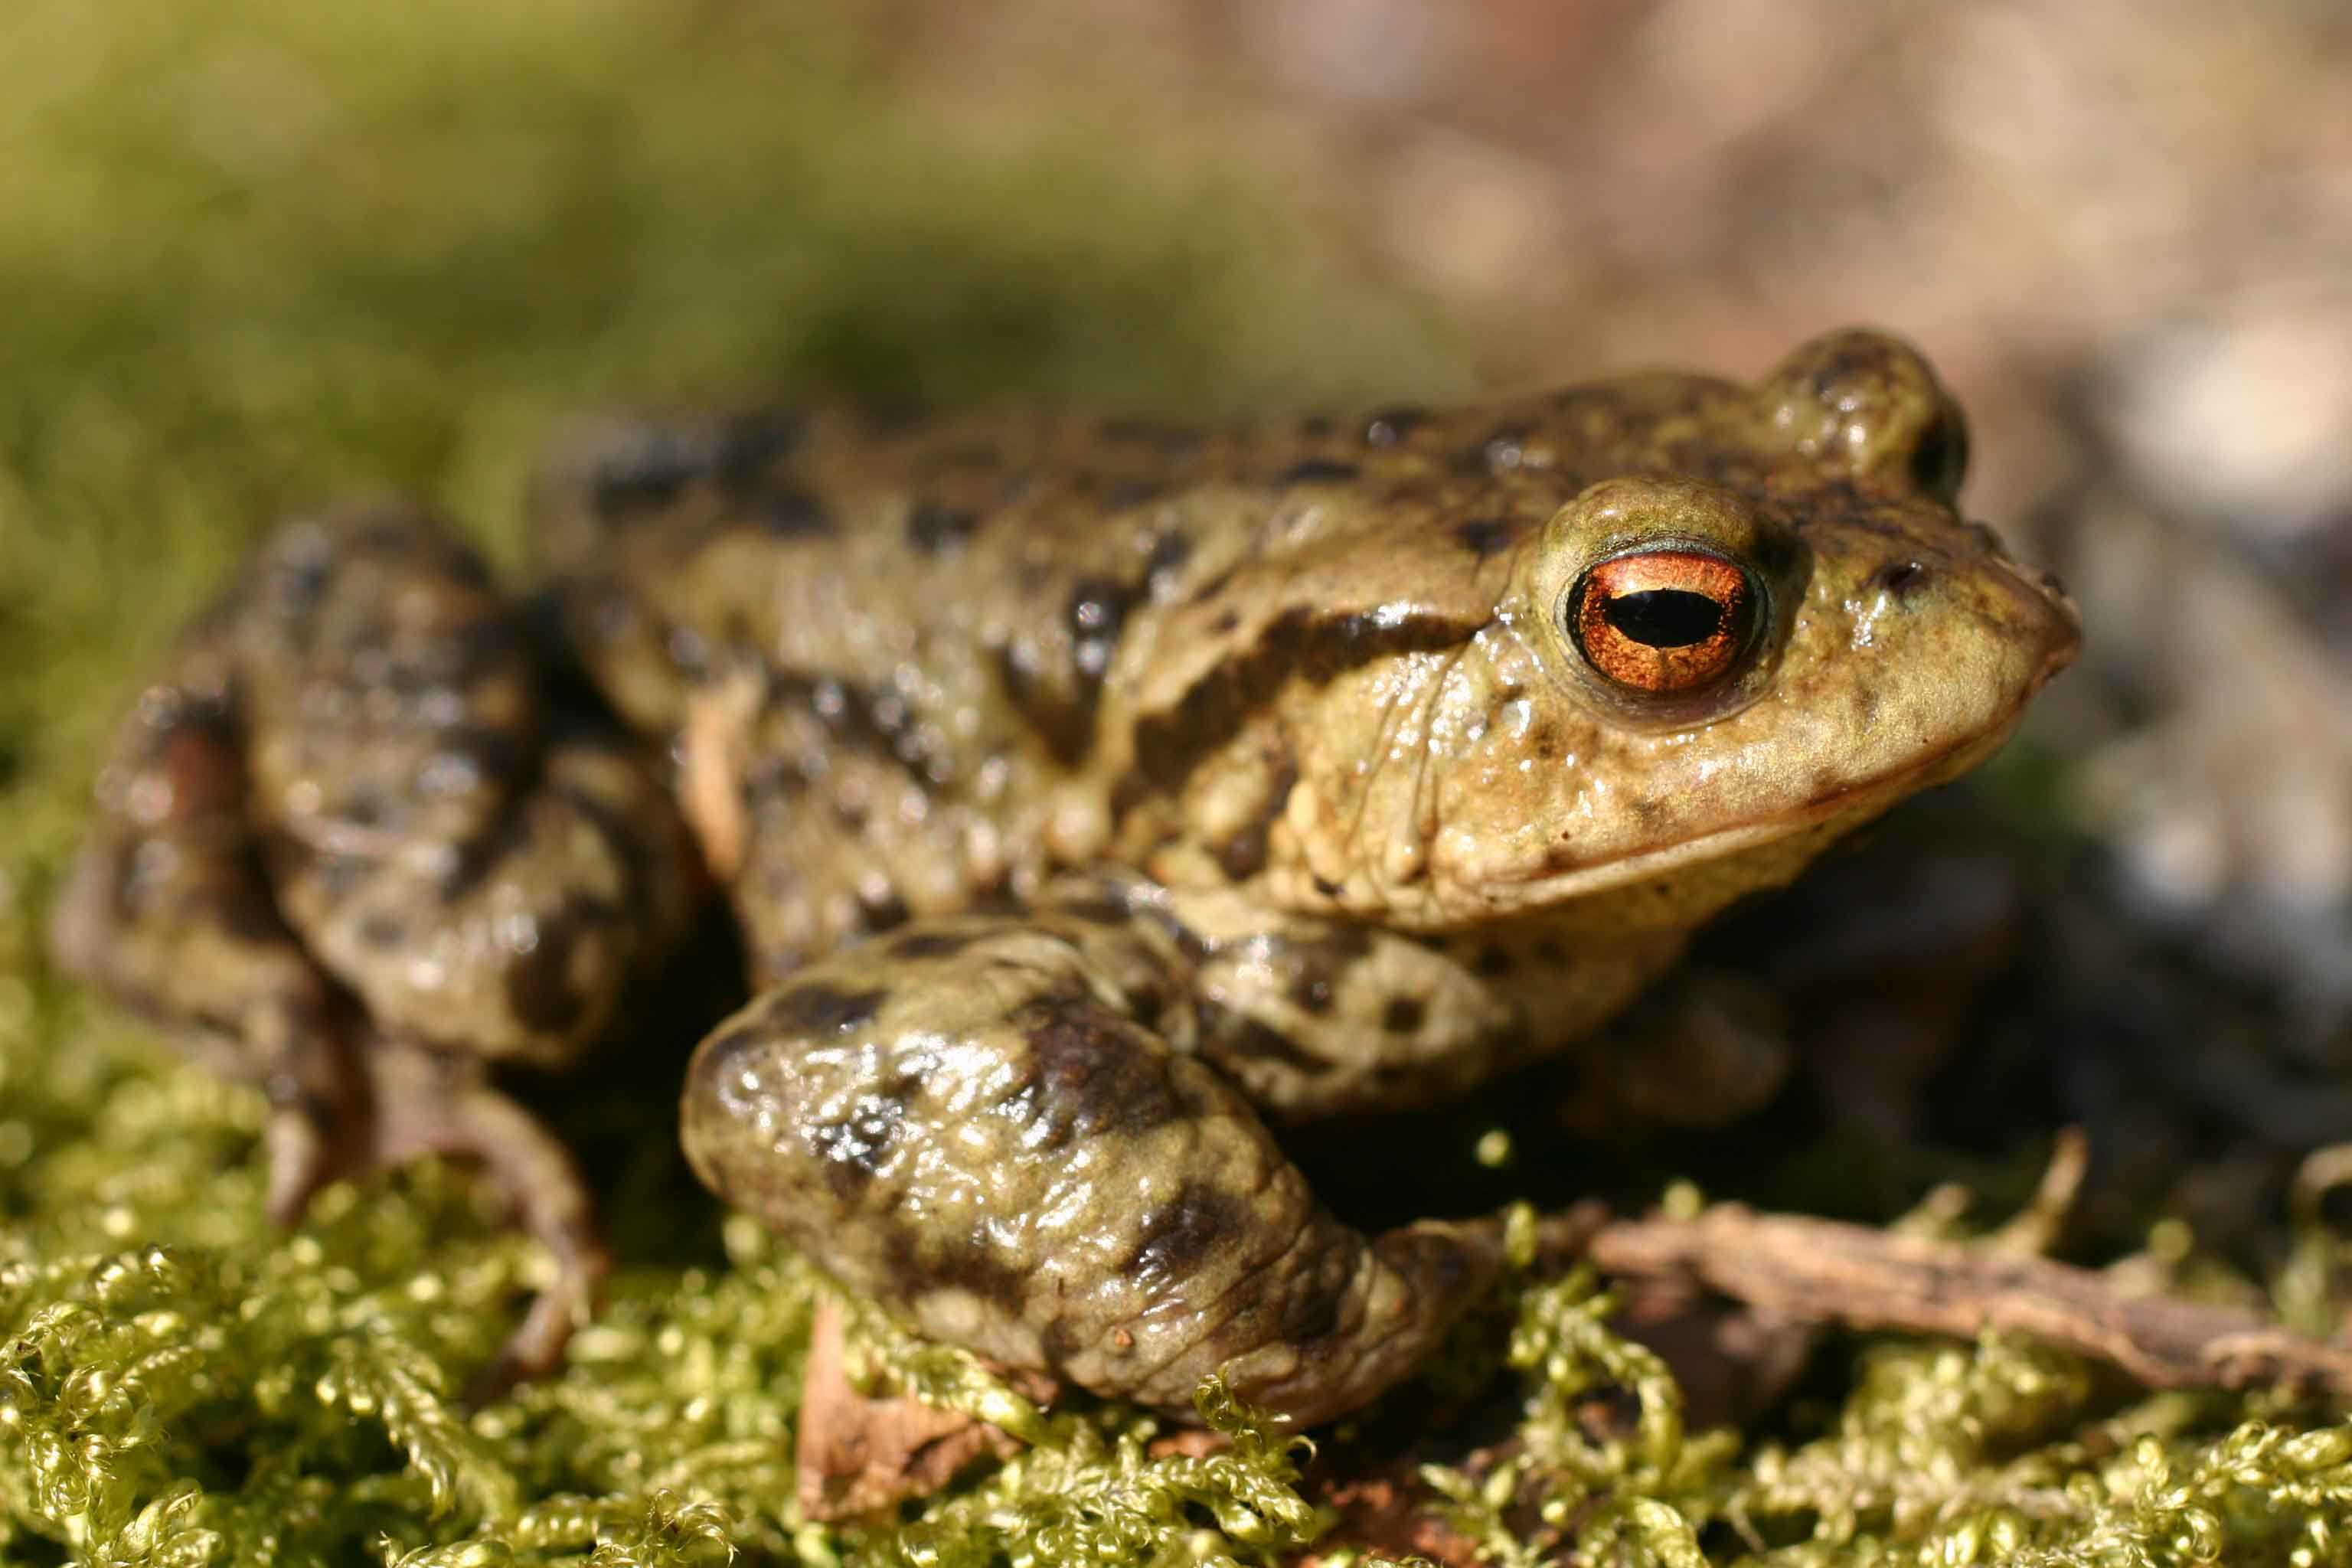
[53,510,704,1380]
[59,330,2078,1422]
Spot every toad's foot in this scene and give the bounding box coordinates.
[681,890,1507,1426]
[361,1042,611,1393]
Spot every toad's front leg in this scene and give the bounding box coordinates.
[680,881,1511,1425]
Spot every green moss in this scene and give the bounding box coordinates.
[4,2,2349,1563]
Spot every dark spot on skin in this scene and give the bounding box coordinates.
[1216,756,1295,883]
[1039,1316,1083,1367]
[420,724,528,799]
[805,1088,911,1199]
[962,878,1023,919]
[1276,1274,1351,1344]
[1272,458,1359,485]
[740,754,805,811]
[1104,479,1167,508]
[856,887,911,936]
[906,502,980,554]
[857,400,935,437]
[260,544,338,614]
[433,790,542,906]
[300,849,374,903]
[332,787,389,831]
[1187,568,1236,606]
[505,906,590,1036]
[1217,828,1271,881]
[1114,607,1484,817]
[138,684,239,756]
[1198,1003,1333,1077]
[926,1234,1030,1308]
[1474,945,1513,978]
[586,425,715,516]
[1126,981,1166,1033]
[1142,531,1192,593]
[342,514,456,566]
[1125,1183,1247,1290]
[1096,416,1205,456]
[1382,996,1426,1034]
[995,575,1138,766]
[1312,875,1341,900]
[764,982,889,1037]
[1453,518,1515,558]
[995,645,1080,768]
[1054,892,1132,926]
[890,929,976,960]
[766,669,946,783]
[1069,576,1134,675]
[1289,971,1334,1015]
[354,911,406,949]
[757,490,834,538]
[714,411,805,491]
[1168,918,1212,965]
[696,1022,762,1073]
[1363,406,1428,448]
[433,616,527,691]
[665,622,711,678]
[1374,1227,1478,1298]
[692,1021,773,1112]
[1873,560,1930,598]
[1210,609,1240,634]
[1006,989,1186,1146]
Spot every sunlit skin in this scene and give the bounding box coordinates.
[55,329,2077,1421]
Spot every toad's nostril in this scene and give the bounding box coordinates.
[1873,560,1929,598]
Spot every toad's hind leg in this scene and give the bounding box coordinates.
[48,632,365,1225]
[680,898,1504,1426]
[57,508,706,1386]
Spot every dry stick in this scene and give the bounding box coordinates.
[1578,1204,2352,1396]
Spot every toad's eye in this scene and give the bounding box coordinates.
[1566,547,1758,694]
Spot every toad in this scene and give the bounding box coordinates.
[53,329,2077,1420]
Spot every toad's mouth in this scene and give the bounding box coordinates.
[1484,715,2025,915]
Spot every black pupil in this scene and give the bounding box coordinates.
[1602,589,1723,648]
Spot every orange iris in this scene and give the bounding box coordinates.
[1569,547,1756,694]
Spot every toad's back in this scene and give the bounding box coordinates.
[533,330,2061,979]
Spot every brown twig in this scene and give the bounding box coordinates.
[1581,1204,2352,1396]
